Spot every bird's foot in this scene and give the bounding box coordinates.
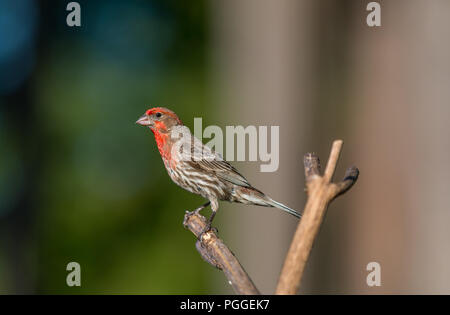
[185,201,211,218]
[185,209,203,222]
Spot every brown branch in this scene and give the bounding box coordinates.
[183,211,260,295]
[275,140,359,294]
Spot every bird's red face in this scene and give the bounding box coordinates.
[136,107,182,133]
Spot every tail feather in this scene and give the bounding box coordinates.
[266,198,301,219]
[235,186,301,218]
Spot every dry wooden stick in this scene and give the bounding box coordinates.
[183,211,260,295]
[276,140,359,294]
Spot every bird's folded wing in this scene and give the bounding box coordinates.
[176,130,251,188]
[190,138,251,187]
[193,158,251,188]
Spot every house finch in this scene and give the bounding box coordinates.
[136,107,300,235]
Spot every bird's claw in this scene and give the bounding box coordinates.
[186,201,211,218]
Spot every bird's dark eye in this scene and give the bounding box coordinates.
[155,112,162,118]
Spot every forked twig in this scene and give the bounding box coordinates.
[275,140,359,294]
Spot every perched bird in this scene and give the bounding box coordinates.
[136,107,300,234]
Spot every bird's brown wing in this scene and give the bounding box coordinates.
[185,135,251,188]
[173,127,251,188]
[192,158,251,188]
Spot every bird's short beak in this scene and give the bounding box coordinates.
[136,115,153,126]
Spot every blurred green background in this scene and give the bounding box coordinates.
[2,0,450,294]
[0,0,214,294]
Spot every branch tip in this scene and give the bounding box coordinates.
[323,140,344,182]
[304,153,321,179]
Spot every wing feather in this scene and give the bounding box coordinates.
[193,158,251,187]
[180,132,251,188]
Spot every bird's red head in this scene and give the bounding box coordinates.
[136,107,183,133]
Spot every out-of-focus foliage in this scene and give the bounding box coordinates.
[0,0,213,293]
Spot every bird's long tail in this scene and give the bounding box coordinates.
[237,187,301,218]
[265,198,301,219]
